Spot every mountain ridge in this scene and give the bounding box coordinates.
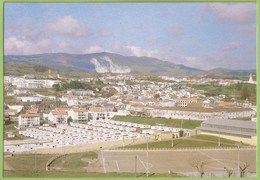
[5,52,204,76]
[4,52,256,77]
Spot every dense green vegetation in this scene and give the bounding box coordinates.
[33,65,49,72]
[192,83,256,104]
[53,80,104,92]
[112,116,202,129]
[4,63,53,76]
[123,135,250,149]
[32,88,61,96]
[53,80,118,98]
[4,95,17,104]
[4,121,17,131]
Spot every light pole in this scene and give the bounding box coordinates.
[218,131,220,147]
[63,129,65,155]
[171,133,174,148]
[135,155,137,178]
[34,152,37,173]
[146,136,149,178]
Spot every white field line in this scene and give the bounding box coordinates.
[137,155,148,171]
[198,150,227,167]
[101,151,106,173]
[136,155,153,171]
[115,160,120,172]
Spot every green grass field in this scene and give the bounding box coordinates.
[32,88,61,96]
[51,151,97,171]
[113,115,202,129]
[122,135,250,149]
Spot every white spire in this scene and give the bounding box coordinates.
[249,73,253,83]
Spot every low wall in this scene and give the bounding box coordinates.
[199,132,257,146]
[20,136,154,154]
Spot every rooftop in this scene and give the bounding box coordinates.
[50,111,68,115]
[71,108,88,112]
[19,114,40,118]
[202,118,256,129]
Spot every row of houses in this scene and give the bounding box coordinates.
[4,76,61,89]
[18,107,118,128]
[127,105,255,121]
[17,95,56,102]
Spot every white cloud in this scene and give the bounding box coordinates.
[84,45,105,54]
[202,3,256,38]
[113,42,160,58]
[203,3,255,24]
[224,41,243,50]
[179,49,255,70]
[5,37,51,55]
[47,16,90,37]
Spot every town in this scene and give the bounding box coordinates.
[4,71,256,151]
[3,70,257,178]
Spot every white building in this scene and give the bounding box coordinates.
[174,98,198,107]
[68,108,88,122]
[88,107,114,121]
[65,96,97,106]
[48,110,68,124]
[6,76,61,89]
[18,114,40,128]
[17,96,43,102]
[67,89,95,96]
[7,105,24,114]
[5,109,17,116]
[147,107,255,121]
[248,73,256,84]
[13,89,28,95]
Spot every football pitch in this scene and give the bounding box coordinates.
[99,148,256,177]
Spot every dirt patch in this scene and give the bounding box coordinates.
[4,159,15,170]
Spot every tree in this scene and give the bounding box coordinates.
[70,81,84,89]
[224,167,233,177]
[67,117,73,125]
[190,157,207,178]
[240,162,250,178]
[241,84,250,100]
[154,94,160,99]
[53,84,60,91]
[33,65,48,72]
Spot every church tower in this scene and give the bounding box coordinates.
[249,73,254,83]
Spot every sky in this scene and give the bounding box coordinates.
[4,3,256,70]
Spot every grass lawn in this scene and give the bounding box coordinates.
[112,115,202,129]
[32,88,61,96]
[122,135,250,149]
[4,121,17,131]
[4,121,29,140]
[51,151,97,171]
[5,154,54,172]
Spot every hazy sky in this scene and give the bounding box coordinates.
[4,3,256,70]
